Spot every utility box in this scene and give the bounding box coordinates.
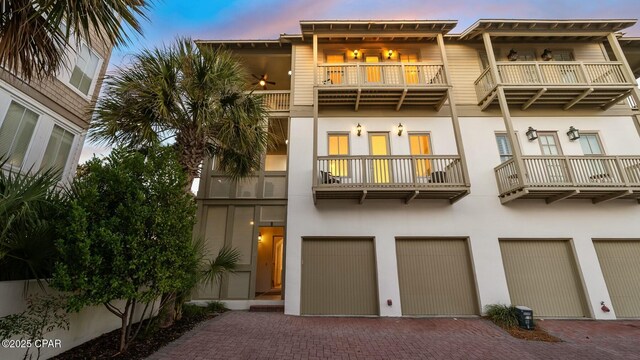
[515,306,534,330]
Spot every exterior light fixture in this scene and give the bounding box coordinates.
[388,50,393,59]
[288,70,292,76]
[259,79,266,87]
[285,139,289,144]
[507,49,518,61]
[258,233,263,242]
[250,220,254,225]
[567,126,580,141]
[526,127,538,141]
[353,49,359,59]
[397,123,404,136]
[541,49,553,61]
[356,123,362,136]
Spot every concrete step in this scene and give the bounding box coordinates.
[249,305,285,312]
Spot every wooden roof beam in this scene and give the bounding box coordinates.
[564,88,593,110]
[602,90,632,110]
[546,190,579,204]
[405,190,419,204]
[396,89,408,111]
[593,190,632,204]
[522,88,547,110]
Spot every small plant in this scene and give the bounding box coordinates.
[0,294,69,360]
[181,304,209,319]
[206,301,228,313]
[484,304,519,328]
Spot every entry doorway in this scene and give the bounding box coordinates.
[255,226,285,300]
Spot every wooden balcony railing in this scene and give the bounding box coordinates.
[315,155,466,188]
[316,63,447,87]
[253,90,290,111]
[475,61,631,103]
[495,155,640,203]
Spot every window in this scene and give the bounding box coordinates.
[0,101,39,168]
[551,50,575,61]
[409,133,432,176]
[579,134,604,155]
[495,133,513,163]
[538,132,563,155]
[40,125,74,175]
[579,133,608,179]
[69,44,100,95]
[328,133,349,176]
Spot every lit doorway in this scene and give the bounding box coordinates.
[255,226,284,300]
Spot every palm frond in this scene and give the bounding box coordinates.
[201,246,241,286]
[0,0,151,81]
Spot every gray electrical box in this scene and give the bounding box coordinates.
[515,306,534,330]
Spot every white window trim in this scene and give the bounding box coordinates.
[57,40,104,100]
[0,96,43,172]
[0,80,83,178]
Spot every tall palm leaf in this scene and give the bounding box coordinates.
[201,246,241,299]
[0,0,151,81]
[91,38,271,187]
[0,160,65,284]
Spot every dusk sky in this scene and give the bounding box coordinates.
[80,0,640,163]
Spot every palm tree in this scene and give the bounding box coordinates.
[0,160,65,285]
[90,38,270,189]
[0,0,151,81]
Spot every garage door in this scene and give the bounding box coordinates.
[396,239,478,315]
[301,238,378,315]
[594,240,640,318]
[500,240,588,318]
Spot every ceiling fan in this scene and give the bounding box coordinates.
[252,74,275,89]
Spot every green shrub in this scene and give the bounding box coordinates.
[484,304,519,328]
[206,301,228,313]
[182,304,209,319]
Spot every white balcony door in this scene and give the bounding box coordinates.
[369,132,390,184]
[364,55,382,84]
[401,54,419,85]
[538,132,567,183]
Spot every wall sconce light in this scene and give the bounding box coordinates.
[541,48,553,61]
[249,220,254,225]
[387,50,393,59]
[397,123,404,136]
[288,70,292,76]
[356,123,362,136]
[507,49,518,61]
[353,49,359,59]
[567,126,580,141]
[526,126,538,141]
[258,233,263,242]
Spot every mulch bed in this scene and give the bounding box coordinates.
[52,312,220,360]
[495,323,562,342]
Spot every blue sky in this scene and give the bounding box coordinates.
[108,0,640,70]
[81,0,640,162]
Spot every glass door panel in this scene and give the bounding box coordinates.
[369,133,390,183]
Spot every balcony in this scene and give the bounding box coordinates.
[316,63,449,110]
[313,155,469,204]
[253,90,290,112]
[495,156,640,204]
[475,62,636,110]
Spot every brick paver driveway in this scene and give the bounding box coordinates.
[148,312,640,359]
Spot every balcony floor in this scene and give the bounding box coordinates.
[500,186,640,204]
[313,187,470,204]
[480,85,634,110]
[317,87,449,110]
